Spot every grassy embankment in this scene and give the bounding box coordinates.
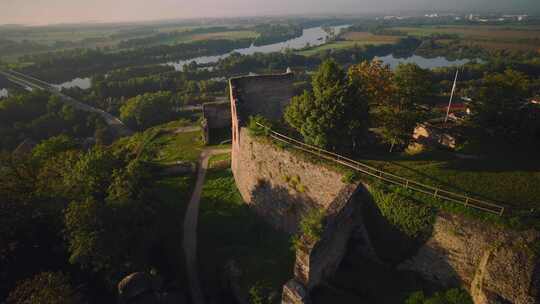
[198,153,294,302]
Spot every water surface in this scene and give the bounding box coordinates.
[375,54,476,70]
[53,77,92,90]
[0,88,8,98]
[167,25,350,70]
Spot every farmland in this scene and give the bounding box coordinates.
[394,25,540,51]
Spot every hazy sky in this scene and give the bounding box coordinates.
[1,0,538,25]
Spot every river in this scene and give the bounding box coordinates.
[54,25,477,89]
[166,25,351,70]
[375,54,476,70]
[53,77,92,90]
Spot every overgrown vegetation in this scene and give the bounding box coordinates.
[0,120,201,302]
[371,185,436,239]
[0,90,110,151]
[291,208,326,251]
[405,288,473,304]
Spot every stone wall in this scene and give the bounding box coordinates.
[233,127,352,234]
[231,73,295,123]
[397,212,540,304]
[201,101,231,144]
[202,101,231,129]
[229,73,369,302]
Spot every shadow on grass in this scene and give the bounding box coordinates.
[197,169,295,302]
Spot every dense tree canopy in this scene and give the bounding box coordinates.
[120,91,176,131]
[471,69,531,137]
[0,91,107,151]
[285,59,369,150]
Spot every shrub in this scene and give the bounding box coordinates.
[341,170,359,184]
[6,272,82,304]
[372,186,435,239]
[249,281,273,304]
[405,288,473,304]
[299,208,325,244]
[248,115,272,137]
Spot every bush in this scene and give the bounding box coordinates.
[6,272,82,304]
[247,115,273,137]
[371,186,435,239]
[405,288,473,304]
[299,208,325,244]
[341,170,359,184]
[249,281,274,304]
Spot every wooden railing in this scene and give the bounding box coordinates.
[256,122,506,216]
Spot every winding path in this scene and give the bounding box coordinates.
[183,147,230,304]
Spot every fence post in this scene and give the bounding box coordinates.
[434,189,438,198]
[464,197,469,208]
[499,207,505,216]
[405,180,409,189]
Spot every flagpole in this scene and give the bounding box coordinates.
[445,69,459,123]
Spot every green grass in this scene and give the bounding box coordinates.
[147,164,197,287]
[208,152,232,169]
[113,119,204,164]
[198,165,294,302]
[296,41,363,56]
[361,150,540,210]
[393,25,540,51]
[153,130,203,164]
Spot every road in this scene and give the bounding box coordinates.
[0,70,133,138]
[183,148,231,304]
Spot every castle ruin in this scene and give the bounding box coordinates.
[228,72,540,304]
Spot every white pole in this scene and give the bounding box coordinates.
[445,69,459,123]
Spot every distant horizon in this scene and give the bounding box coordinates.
[1,0,538,27]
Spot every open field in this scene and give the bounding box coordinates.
[341,31,402,43]
[160,30,258,45]
[395,25,540,51]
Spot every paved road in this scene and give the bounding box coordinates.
[183,148,231,304]
[0,70,133,138]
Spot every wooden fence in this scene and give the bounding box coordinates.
[256,122,506,216]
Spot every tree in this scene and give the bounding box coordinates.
[119,91,175,130]
[376,63,431,151]
[378,107,421,151]
[32,135,77,163]
[393,63,432,109]
[62,146,118,200]
[284,59,369,150]
[471,69,530,137]
[6,272,82,304]
[348,60,395,106]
